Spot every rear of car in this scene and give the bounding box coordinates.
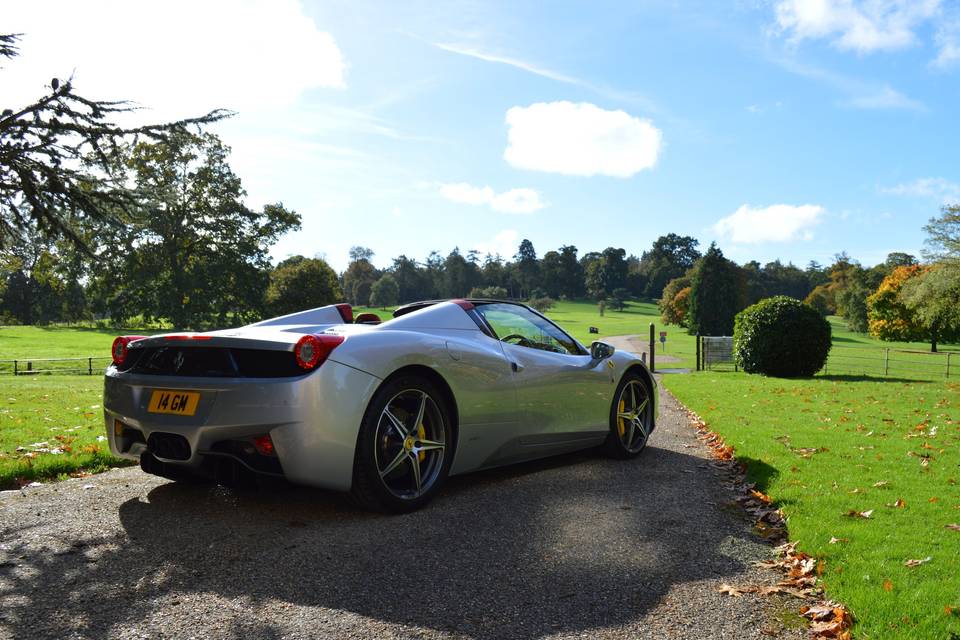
[103,306,381,490]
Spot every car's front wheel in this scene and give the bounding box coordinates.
[351,375,453,513]
[604,373,653,459]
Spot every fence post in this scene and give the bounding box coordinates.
[13,360,17,376]
[649,323,655,373]
[27,361,32,374]
[695,334,701,372]
[88,357,93,375]
[947,353,952,379]
[884,349,889,376]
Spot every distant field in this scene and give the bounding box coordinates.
[0,325,159,360]
[2,301,956,378]
[662,371,960,640]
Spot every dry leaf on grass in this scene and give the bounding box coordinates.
[945,523,960,532]
[829,537,849,544]
[883,579,894,592]
[887,498,906,508]
[844,509,873,519]
[872,480,889,488]
[904,557,932,567]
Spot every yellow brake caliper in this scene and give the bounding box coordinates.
[618,398,626,436]
[417,424,427,462]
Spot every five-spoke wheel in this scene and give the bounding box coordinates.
[606,374,652,458]
[375,389,446,500]
[352,375,453,513]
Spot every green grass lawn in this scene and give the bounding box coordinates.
[662,372,960,640]
[0,376,130,488]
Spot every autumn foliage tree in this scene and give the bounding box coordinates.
[659,274,692,326]
[867,265,928,345]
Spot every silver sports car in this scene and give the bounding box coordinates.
[104,299,658,512]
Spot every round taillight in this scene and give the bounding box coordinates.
[295,335,321,369]
[111,337,128,365]
[111,335,147,366]
[294,334,345,370]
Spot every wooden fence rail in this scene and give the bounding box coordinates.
[0,357,113,376]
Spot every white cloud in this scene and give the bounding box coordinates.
[432,43,658,111]
[772,55,925,110]
[474,230,520,259]
[840,85,925,110]
[774,0,940,53]
[4,0,345,120]
[504,102,662,178]
[713,204,825,244]
[438,183,545,214]
[933,18,960,68]
[490,189,544,214]
[440,183,496,206]
[881,177,960,203]
[434,43,581,85]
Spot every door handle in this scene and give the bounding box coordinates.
[511,362,524,373]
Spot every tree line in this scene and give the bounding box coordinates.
[657,209,960,351]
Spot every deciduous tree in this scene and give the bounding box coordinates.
[370,274,400,309]
[266,256,342,317]
[867,265,928,345]
[93,132,298,327]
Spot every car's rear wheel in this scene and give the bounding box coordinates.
[605,373,652,459]
[351,375,453,513]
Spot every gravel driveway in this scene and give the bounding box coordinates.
[0,385,803,640]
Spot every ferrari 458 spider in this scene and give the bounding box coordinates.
[104,299,657,512]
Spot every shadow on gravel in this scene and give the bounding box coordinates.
[1,447,765,639]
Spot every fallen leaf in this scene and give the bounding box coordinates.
[929,496,940,503]
[887,498,906,509]
[883,579,894,592]
[718,583,748,597]
[829,537,849,544]
[945,524,960,532]
[800,604,836,621]
[872,480,889,488]
[844,509,873,519]
[904,557,932,567]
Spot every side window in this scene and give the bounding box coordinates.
[476,303,581,356]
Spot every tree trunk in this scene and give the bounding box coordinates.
[931,323,939,353]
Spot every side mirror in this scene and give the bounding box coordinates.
[590,341,615,361]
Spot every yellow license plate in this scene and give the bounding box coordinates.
[147,390,200,416]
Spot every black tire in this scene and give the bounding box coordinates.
[351,374,454,513]
[604,373,653,459]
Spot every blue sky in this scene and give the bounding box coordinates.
[8,1,960,271]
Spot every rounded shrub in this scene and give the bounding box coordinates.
[733,296,831,377]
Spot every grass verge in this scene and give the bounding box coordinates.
[661,371,960,639]
[0,376,131,488]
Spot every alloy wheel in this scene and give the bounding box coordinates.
[374,389,446,500]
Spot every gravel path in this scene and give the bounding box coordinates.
[0,383,803,639]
